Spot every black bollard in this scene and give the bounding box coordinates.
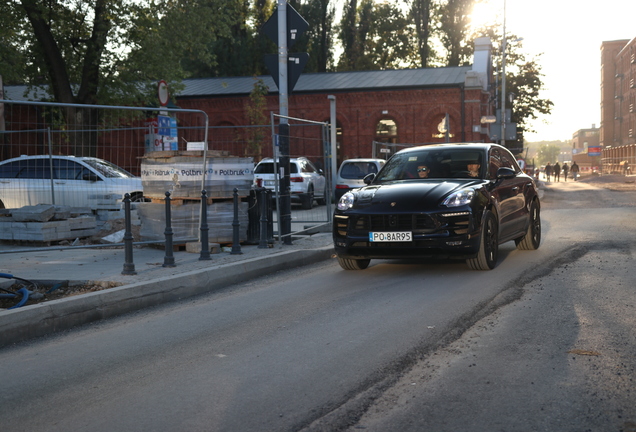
[282,186,293,245]
[163,191,176,267]
[121,193,137,275]
[231,188,243,255]
[199,190,212,260]
[258,188,269,249]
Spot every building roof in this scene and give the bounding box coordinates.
[179,66,473,98]
[2,65,473,102]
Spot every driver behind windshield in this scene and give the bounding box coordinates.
[467,161,480,177]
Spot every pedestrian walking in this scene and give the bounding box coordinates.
[545,162,552,182]
[571,161,580,181]
[562,162,569,182]
[553,162,561,182]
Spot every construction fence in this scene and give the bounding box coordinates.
[0,99,332,247]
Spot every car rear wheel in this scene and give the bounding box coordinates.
[466,210,498,270]
[515,199,541,250]
[301,185,314,209]
[337,256,371,270]
[316,187,327,205]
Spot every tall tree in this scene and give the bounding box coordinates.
[295,0,335,72]
[410,0,434,67]
[358,1,414,70]
[438,0,476,66]
[480,30,554,142]
[338,0,359,71]
[337,0,412,71]
[4,0,239,155]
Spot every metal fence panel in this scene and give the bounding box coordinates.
[0,100,266,249]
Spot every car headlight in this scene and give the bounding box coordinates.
[442,188,475,207]
[337,192,356,210]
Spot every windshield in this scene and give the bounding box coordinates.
[82,158,135,178]
[375,148,484,182]
[255,162,299,174]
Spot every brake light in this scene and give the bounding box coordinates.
[290,176,304,183]
[255,178,263,187]
[335,184,350,189]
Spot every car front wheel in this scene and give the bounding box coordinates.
[466,210,498,270]
[337,256,371,270]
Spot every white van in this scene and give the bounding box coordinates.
[335,158,385,200]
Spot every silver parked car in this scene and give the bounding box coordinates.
[335,158,386,201]
[0,155,144,210]
[253,157,326,209]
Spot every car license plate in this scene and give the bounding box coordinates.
[369,232,412,242]
[264,180,275,186]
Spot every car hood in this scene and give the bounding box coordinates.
[346,180,483,212]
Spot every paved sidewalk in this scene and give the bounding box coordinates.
[0,233,335,347]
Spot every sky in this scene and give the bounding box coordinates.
[492,0,636,142]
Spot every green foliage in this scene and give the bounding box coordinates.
[244,78,269,157]
[438,0,476,66]
[537,143,561,166]
[408,0,436,67]
[294,0,335,72]
[1,0,553,145]
[337,0,416,71]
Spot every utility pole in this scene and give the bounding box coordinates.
[277,0,292,244]
[500,0,507,148]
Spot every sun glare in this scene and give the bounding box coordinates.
[469,1,500,31]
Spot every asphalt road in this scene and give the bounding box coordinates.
[1,180,635,432]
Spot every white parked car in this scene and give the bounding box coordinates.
[335,158,386,200]
[253,157,326,209]
[0,155,144,210]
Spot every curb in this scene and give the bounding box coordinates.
[0,245,334,348]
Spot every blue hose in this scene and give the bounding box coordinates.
[8,288,29,309]
[1,273,38,309]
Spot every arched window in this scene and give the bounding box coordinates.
[432,114,454,140]
[375,119,397,143]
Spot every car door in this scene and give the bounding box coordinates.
[488,148,527,241]
[499,149,533,236]
[52,158,97,208]
[8,158,55,207]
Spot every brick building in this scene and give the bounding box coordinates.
[176,37,496,164]
[1,38,497,170]
[600,38,636,173]
[571,125,600,171]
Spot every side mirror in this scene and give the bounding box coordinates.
[496,167,516,180]
[82,173,99,182]
[363,173,376,185]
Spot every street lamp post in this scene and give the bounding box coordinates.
[500,0,507,147]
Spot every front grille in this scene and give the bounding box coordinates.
[336,212,473,238]
[350,214,438,233]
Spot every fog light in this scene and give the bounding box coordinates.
[446,241,463,246]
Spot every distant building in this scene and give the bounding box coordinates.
[571,125,600,170]
[600,38,636,173]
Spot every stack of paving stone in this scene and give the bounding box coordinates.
[0,204,99,243]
